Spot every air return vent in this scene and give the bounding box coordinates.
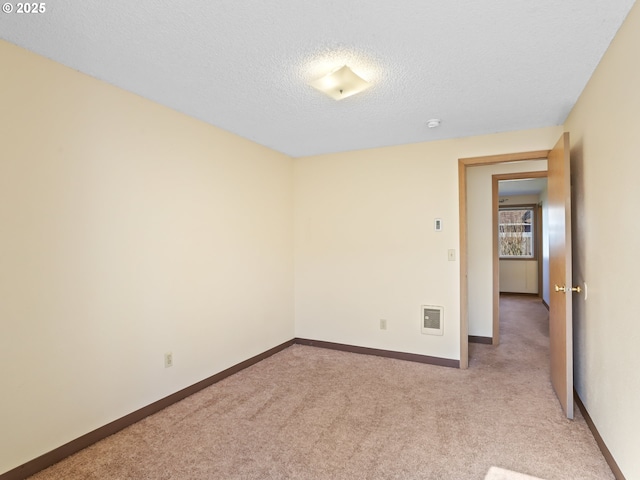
[421,305,444,336]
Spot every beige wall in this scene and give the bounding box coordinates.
[0,41,294,474]
[498,194,540,206]
[564,2,640,478]
[294,129,560,357]
[499,261,538,294]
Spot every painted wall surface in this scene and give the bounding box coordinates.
[563,2,640,478]
[498,194,540,206]
[499,261,538,294]
[295,129,560,356]
[0,41,294,474]
[466,160,549,337]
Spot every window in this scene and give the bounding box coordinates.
[498,206,535,258]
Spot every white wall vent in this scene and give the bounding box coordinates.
[421,305,444,335]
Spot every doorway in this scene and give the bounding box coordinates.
[459,135,574,418]
[457,149,550,369]
[493,172,548,344]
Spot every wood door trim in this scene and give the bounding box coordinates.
[458,151,550,369]
[492,178,500,345]
[460,150,550,166]
[458,161,469,368]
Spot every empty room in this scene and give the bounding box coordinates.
[1,1,639,479]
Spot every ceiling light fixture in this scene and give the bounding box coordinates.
[427,119,441,128]
[309,65,371,100]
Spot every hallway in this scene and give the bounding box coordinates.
[469,294,549,370]
[467,294,612,478]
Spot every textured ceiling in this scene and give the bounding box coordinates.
[1,0,635,157]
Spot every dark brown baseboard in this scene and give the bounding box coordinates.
[294,338,460,368]
[542,299,549,310]
[468,335,493,345]
[574,390,626,480]
[0,339,295,480]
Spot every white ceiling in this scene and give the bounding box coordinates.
[1,0,635,157]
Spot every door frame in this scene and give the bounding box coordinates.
[491,170,548,345]
[458,150,550,369]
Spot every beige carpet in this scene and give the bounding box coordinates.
[28,295,613,479]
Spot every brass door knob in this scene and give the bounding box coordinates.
[554,284,582,293]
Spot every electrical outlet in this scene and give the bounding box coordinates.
[380,319,387,330]
[164,352,173,368]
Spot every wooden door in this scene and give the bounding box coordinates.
[548,132,574,419]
